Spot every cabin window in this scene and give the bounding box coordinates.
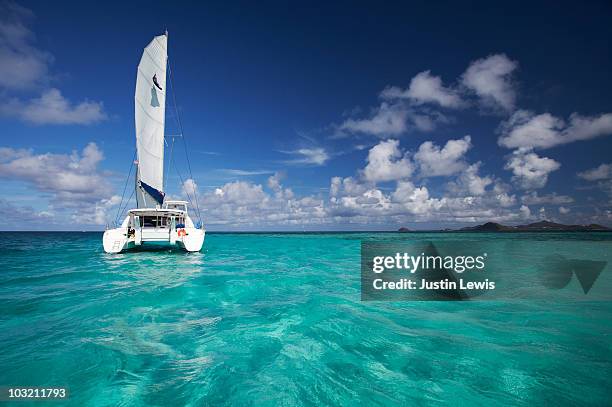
[166,203,187,212]
[141,216,166,227]
[141,216,156,227]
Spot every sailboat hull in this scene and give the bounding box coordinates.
[103,215,205,254]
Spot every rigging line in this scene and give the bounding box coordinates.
[164,136,176,191]
[117,188,136,225]
[114,150,137,226]
[172,153,198,218]
[168,59,203,223]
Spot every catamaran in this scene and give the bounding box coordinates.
[103,32,205,253]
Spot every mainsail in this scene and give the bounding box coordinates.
[135,33,167,208]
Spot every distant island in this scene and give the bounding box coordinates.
[397,220,610,232]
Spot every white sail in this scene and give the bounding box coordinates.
[135,33,167,207]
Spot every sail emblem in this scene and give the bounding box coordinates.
[153,74,163,91]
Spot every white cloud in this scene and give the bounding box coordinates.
[340,102,409,137]
[381,70,464,108]
[577,163,612,198]
[1,88,107,125]
[498,110,612,150]
[538,207,547,220]
[200,179,325,227]
[0,3,107,125]
[212,181,267,204]
[337,101,449,138]
[362,139,413,182]
[0,198,55,228]
[329,175,531,224]
[181,178,198,197]
[187,163,562,228]
[504,148,561,190]
[330,176,369,199]
[217,169,274,176]
[71,194,121,226]
[0,142,112,202]
[446,162,493,196]
[0,1,51,90]
[281,147,330,166]
[391,181,442,215]
[521,191,574,205]
[268,172,294,199]
[415,136,472,177]
[495,192,516,207]
[578,163,612,181]
[0,142,122,227]
[337,53,520,139]
[267,172,283,192]
[462,53,518,112]
[559,206,570,214]
[519,204,531,219]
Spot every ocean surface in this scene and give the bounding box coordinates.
[1,232,611,406]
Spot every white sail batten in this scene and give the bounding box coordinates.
[135,33,167,207]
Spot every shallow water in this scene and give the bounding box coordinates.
[1,232,611,406]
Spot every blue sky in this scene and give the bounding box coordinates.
[1,0,611,230]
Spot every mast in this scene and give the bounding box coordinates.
[134,32,168,208]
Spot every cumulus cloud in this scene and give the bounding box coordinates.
[446,162,493,196]
[415,136,472,177]
[0,142,122,227]
[338,101,450,138]
[267,172,283,192]
[336,53,522,139]
[0,1,51,90]
[577,163,612,198]
[339,102,410,137]
[320,144,534,225]
[391,181,442,215]
[212,180,266,204]
[201,179,325,227]
[187,150,559,229]
[538,207,548,220]
[519,204,531,219]
[1,88,107,125]
[559,206,570,214]
[577,163,612,181]
[498,110,612,149]
[330,176,369,199]
[504,148,561,190]
[462,53,518,112]
[328,174,532,224]
[381,70,465,108]
[0,2,107,125]
[362,139,413,182]
[181,178,198,198]
[0,142,112,202]
[521,191,574,205]
[0,198,55,228]
[71,194,121,226]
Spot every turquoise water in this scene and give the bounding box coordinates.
[1,232,611,406]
